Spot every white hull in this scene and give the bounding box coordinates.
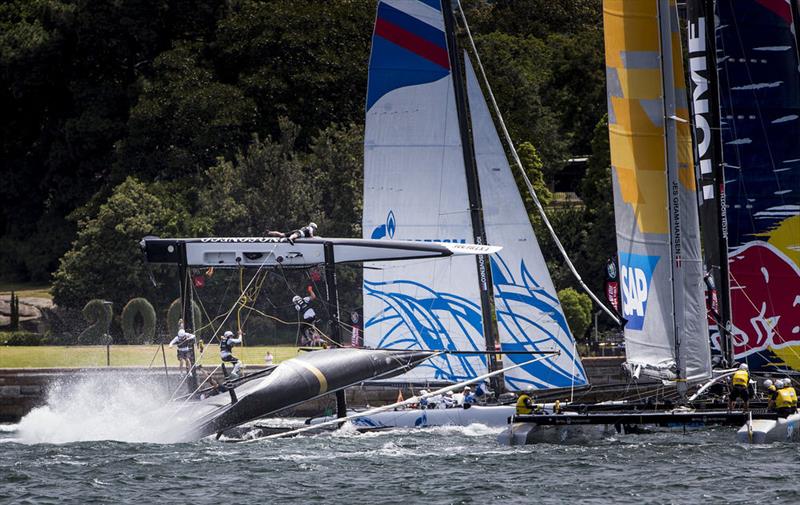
[310,405,516,429]
[736,413,800,444]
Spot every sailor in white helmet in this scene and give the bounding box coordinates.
[293,286,319,346]
[168,319,196,375]
[219,329,243,380]
[728,363,750,412]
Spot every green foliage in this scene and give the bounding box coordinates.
[116,43,258,181]
[166,299,203,341]
[516,142,552,207]
[0,331,47,346]
[558,287,593,340]
[121,297,156,344]
[51,177,191,310]
[77,299,113,344]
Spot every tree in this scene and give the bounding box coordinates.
[558,287,593,340]
[115,43,257,181]
[213,0,374,145]
[52,177,191,310]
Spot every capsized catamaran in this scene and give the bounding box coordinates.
[140,236,499,440]
[361,0,587,421]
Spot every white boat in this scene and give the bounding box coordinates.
[311,404,516,429]
[736,413,800,444]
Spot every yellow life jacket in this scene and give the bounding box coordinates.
[516,394,532,415]
[775,388,795,409]
[732,369,749,387]
[787,387,798,408]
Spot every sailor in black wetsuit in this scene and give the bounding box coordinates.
[286,222,317,244]
[219,330,243,380]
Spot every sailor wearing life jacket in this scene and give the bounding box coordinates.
[516,387,535,416]
[219,330,243,380]
[774,379,798,418]
[293,286,319,346]
[169,322,196,374]
[728,363,751,412]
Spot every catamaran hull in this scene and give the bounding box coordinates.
[309,405,516,429]
[497,420,613,445]
[163,348,435,441]
[736,414,800,444]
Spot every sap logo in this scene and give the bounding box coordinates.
[371,210,396,239]
[619,253,660,331]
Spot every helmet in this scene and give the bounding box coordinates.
[223,330,234,337]
[763,379,773,388]
[292,295,302,304]
[177,329,186,338]
[464,386,471,391]
[308,222,317,230]
[739,363,749,370]
[526,386,535,394]
[419,389,428,396]
[446,391,454,396]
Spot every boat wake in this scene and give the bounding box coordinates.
[14,373,182,445]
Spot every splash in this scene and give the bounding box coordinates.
[15,372,184,444]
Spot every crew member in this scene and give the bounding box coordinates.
[763,379,778,411]
[287,222,317,244]
[462,386,476,406]
[219,330,243,380]
[516,387,535,415]
[775,379,798,418]
[293,286,319,346]
[728,363,750,412]
[169,320,196,375]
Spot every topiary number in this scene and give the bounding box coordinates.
[121,297,156,344]
[77,299,113,344]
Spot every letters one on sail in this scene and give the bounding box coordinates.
[362,0,587,390]
[603,0,711,382]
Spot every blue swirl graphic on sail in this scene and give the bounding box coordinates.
[490,254,588,391]
[364,279,487,382]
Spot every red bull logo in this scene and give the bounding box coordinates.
[728,242,800,357]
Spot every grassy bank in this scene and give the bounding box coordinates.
[0,345,300,368]
[0,282,52,299]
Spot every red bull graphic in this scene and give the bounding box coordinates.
[724,242,800,362]
[715,0,800,370]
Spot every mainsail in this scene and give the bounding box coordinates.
[363,0,488,382]
[465,57,587,390]
[714,0,800,370]
[603,0,711,384]
[363,0,587,390]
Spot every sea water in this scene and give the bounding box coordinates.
[2,376,799,504]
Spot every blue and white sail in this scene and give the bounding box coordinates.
[363,0,487,382]
[465,58,588,390]
[363,0,587,390]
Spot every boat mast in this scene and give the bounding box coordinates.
[441,0,502,392]
[657,0,686,397]
[686,0,733,366]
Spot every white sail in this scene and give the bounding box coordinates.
[465,57,588,390]
[362,0,488,382]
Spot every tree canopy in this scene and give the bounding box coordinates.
[2,0,613,322]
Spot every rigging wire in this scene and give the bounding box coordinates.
[456,1,620,326]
